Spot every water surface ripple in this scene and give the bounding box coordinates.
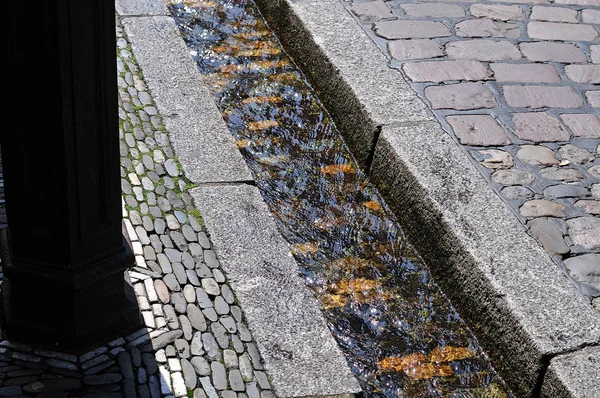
[168,1,513,396]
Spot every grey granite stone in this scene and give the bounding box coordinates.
[191,356,211,376]
[501,186,534,200]
[171,292,187,314]
[198,232,211,249]
[246,381,260,398]
[187,270,201,286]
[565,254,600,296]
[567,217,600,250]
[255,372,270,390]
[183,285,196,303]
[370,121,600,396]
[121,16,253,183]
[190,332,204,356]
[200,376,219,398]
[229,369,245,392]
[239,355,253,382]
[187,304,208,332]
[181,358,197,390]
[558,145,596,165]
[164,274,180,292]
[246,343,263,371]
[179,315,193,339]
[544,185,590,199]
[202,333,222,361]
[528,218,570,255]
[221,285,235,304]
[173,262,188,284]
[211,361,228,390]
[491,169,536,186]
[223,350,238,369]
[202,278,220,296]
[196,288,213,309]
[541,346,600,398]
[220,317,237,334]
[190,185,361,397]
[232,335,245,354]
[211,322,229,349]
[148,330,183,350]
[196,264,213,278]
[214,296,230,315]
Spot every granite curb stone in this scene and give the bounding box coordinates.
[120,15,253,184]
[540,346,600,398]
[189,185,361,398]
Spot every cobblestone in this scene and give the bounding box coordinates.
[446,39,522,60]
[512,112,571,142]
[490,63,560,83]
[375,20,452,39]
[425,82,497,110]
[519,42,588,62]
[388,39,444,60]
[503,85,584,108]
[446,115,510,145]
[403,60,491,82]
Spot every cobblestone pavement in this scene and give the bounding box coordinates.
[345,0,600,306]
[0,18,273,398]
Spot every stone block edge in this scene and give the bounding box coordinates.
[189,185,362,398]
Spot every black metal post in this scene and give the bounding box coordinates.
[0,0,141,351]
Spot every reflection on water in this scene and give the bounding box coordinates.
[168,1,513,396]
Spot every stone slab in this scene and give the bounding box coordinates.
[189,185,361,398]
[252,0,433,167]
[370,121,600,396]
[541,345,600,398]
[120,16,253,184]
[116,0,169,15]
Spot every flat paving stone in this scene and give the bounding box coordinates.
[190,184,361,397]
[446,115,510,146]
[567,217,600,250]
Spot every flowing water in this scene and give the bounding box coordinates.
[168,1,513,396]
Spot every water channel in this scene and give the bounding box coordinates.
[168,1,514,396]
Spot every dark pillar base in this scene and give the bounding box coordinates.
[0,229,142,353]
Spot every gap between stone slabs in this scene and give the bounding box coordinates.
[117,0,362,396]
[249,0,600,396]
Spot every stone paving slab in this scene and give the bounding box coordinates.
[120,13,253,185]
[189,184,361,398]
[541,346,600,398]
[250,0,600,396]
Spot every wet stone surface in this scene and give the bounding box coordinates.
[168,0,513,396]
[0,17,272,398]
[346,0,600,303]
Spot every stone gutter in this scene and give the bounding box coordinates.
[251,0,600,397]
